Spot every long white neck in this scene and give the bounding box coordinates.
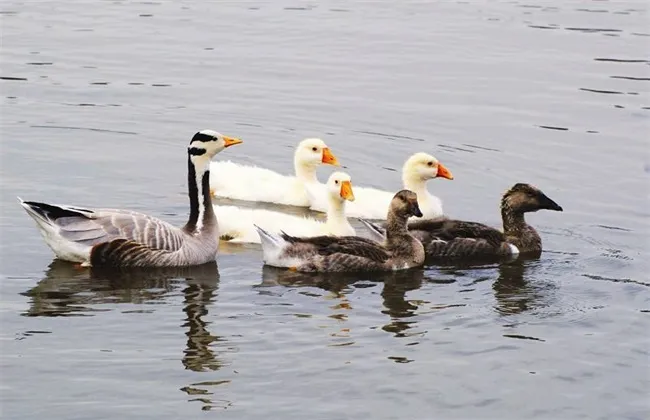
[325,196,353,235]
[294,160,319,184]
[403,176,433,217]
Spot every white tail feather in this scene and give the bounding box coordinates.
[254,225,299,268]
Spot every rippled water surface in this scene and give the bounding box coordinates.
[1,1,649,419]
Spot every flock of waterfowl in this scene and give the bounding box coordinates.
[20,129,563,272]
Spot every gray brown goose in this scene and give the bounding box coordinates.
[20,130,242,267]
[360,183,563,260]
[255,190,425,273]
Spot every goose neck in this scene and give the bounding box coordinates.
[294,161,318,184]
[184,155,216,234]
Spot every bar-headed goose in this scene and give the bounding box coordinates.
[209,137,339,207]
[256,190,425,272]
[214,171,356,243]
[360,183,563,260]
[308,152,453,220]
[20,130,242,267]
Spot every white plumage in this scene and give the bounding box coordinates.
[209,138,340,207]
[215,171,356,244]
[309,152,454,220]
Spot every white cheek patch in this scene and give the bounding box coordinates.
[508,243,520,255]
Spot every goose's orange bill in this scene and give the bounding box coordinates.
[223,136,243,147]
[340,180,355,201]
[436,162,454,180]
[321,147,340,166]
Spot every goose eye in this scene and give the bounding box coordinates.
[427,161,433,167]
[312,147,318,152]
[335,180,339,184]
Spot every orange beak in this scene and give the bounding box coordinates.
[436,162,454,180]
[223,136,243,148]
[321,147,340,166]
[339,180,355,201]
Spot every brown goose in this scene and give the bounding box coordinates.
[20,130,242,267]
[255,190,425,272]
[360,183,563,260]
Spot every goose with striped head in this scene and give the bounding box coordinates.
[360,183,563,261]
[255,190,425,273]
[20,130,242,267]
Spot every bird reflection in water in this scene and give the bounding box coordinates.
[21,259,191,317]
[22,260,230,411]
[492,257,556,316]
[259,266,427,339]
[181,270,222,372]
[380,270,425,337]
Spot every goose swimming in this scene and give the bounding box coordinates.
[256,190,425,273]
[308,152,453,220]
[215,171,356,243]
[20,130,242,267]
[360,183,563,260]
[209,137,339,207]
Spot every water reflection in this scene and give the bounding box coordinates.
[380,270,425,337]
[259,266,426,337]
[181,273,222,372]
[22,260,182,317]
[22,260,229,410]
[492,258,556,316]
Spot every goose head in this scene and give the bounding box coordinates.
[326,171,355,204]
[324,171,355,235]
[401,152,454,189]
[188,129,243,163]
[294,138,340,180]
[390,189,424,220]
[501,183,563,214]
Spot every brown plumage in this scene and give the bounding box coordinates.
[256,190,426,272]
[361,183,563,261]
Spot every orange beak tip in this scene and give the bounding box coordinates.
[321,147,340,166]
[224,137,243,148]
[436,163,454,180]
[340,181,355,201]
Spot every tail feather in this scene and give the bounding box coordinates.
[254,224,293,267]
[19,199,93,223]
[358,218,386,242]
[254,224,282,248]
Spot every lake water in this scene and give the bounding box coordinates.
[1,0,649,418]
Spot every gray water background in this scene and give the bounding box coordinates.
[1,1,649,419]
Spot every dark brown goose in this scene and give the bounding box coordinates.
[255,190,425,272]
[20,130,242,267]
[360,183,563,260]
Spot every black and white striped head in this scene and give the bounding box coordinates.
[188,129,243,161]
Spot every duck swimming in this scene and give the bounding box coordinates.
[256,190,425,273]
[214,171,356,243]
[360,183,563,261]
[308,152,453,220]
[209,137,339,207]
[20,130,242,267]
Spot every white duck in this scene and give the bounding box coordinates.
[209,137,339,207]
[308,152,453,220]
[214,171,356,244]
[20,130,242,267]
